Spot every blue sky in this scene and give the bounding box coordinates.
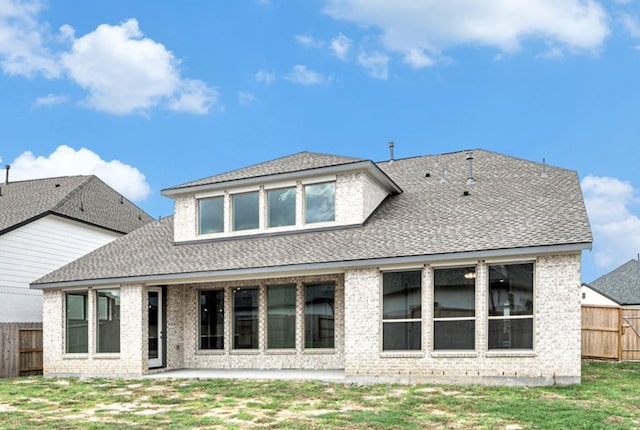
[1,0,639,283]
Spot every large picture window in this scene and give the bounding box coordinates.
[304,283,335,348]
[233,288,259,349]
[488,263,534,349]
[198,196,224,234]
[382,271,421,351]
[65,291,88,353]
[232,192,259,231]
[433,267,475,350]
[268,188,296,228]
[267,285,296,349]
[200,290,224,350]
[96,289,120,353]
[305,183,335,224]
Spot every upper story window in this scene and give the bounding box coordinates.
[305,182,335,223]
[199,196,224,234]
[268,187,296,228]
[232,191,259,231]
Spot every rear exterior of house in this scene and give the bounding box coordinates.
[32,149,592,385]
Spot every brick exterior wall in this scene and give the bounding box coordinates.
[343,253,582,385]
[42,253,582,385]
[172,172,389,243]
[42,284,144,377]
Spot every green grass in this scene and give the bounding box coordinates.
[0,361,638,429]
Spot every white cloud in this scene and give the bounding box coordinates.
[285,64,329,85]
[255,68,276,85]
[330,34,352,60]
[32,93,68,107]
[0,0,60,77]
[620,12,640,37]
[403,48,434,68]
[238,91,257,106]
[60,19,217,115]
[357,51,389,79]
[295,34,323,48]
[4,145,151,201]
[536,45,564,60]
[581,175,640,273]
[325,0,610,63]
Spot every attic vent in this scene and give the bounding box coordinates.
[55,184,60,187]
[4,165,9,184]
[388,141,395,161]
[80,202,84,211]
[462,190,470,197]
[120,195,124,204]
[425,172,431,178]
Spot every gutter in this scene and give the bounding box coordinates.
[31,242,592,290]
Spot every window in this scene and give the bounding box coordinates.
[232,192,259,231]
[65,291,88,353]
[96,289,120,353]
[267,285,296,349]
[200,290,224,350]
[305,183,335,223]
[199,196,224,234]
[488,263,534,349]
[233,288,259,349]
[268,188,296,227]
[382,271,421,351]
[305,283,335,348]
[433,267,475,350]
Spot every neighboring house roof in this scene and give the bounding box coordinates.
[586,259,640,305]
[166,151,365,191]
[0,175,153,236]
[33,149,593,288]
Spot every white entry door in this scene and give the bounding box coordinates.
[148,287,163,368]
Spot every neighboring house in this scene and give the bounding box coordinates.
[0,175,153,322]
[582,259,640,308]
[32,149,592,385]
[581,259,640,361]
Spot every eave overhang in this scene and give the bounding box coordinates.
[31,242,591,290]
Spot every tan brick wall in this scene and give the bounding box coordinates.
[173,274,345,370]
[43,284,145,377]
[343,253,582,385]
[42,252,582,385]
[172,172,390,243]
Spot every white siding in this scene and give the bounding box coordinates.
[581,285,619,307]
[0,216,121,322]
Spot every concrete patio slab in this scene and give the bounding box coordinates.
[143,368,346,382]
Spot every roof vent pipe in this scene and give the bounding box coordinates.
[541,158,548,178]
[5,165,9,184]
[389,141,395,162]
[466,152,475,185]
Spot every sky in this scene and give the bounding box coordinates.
[0,0,639,283]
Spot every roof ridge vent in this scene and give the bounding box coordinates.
[466,152,475,185]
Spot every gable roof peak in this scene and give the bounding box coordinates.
[163,151,366,193]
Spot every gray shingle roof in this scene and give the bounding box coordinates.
[165,151,364,191]
[33,149,593,286]
[0,175,153,235]
[588,259,640,305]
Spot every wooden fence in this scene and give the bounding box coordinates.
[0,322,43,378]
[582,306,640,361]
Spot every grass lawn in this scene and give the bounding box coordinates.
[0,361,638,429]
